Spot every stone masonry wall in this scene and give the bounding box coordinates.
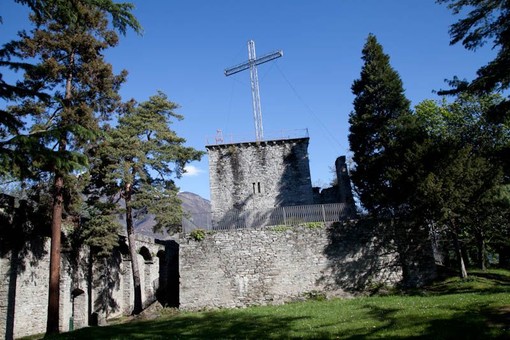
[0,238,89,339]
[179,223,402,310]
[0,234,164,339]
[207,138,314,227]
[0,221,434,338]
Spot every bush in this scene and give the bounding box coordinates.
[190,229,206,241]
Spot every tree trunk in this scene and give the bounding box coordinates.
[452,227,468,278]
[46,51,74,335]
[46,174,64,334]
[125,183,143,315]
[87,250,93,326]
[475,229,486,271]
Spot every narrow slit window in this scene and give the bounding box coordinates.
[252,182,256,194]
[257,182,261,193]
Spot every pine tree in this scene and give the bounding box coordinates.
[348,34,413,216]
[2,1,140,334]
[94,92,203,314]
[1,0,141,177]
[437,0,510,123]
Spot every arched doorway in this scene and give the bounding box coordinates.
[139,246,155,307]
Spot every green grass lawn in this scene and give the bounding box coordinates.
[31,269,510,339]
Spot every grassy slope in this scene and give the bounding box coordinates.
[28,269,510,339]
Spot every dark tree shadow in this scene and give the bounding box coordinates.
[317,219,402,293]
[48,313,309,339]
[275,139,314,207]
[214,195,274,230]
[414,303,510,340]
[319,216,438,293]
[1,195,48,340]
[92,253,121,318]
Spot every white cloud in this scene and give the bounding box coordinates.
[183,165,203,177]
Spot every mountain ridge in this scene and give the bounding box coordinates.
[133,191,210,238]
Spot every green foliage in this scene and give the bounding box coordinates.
[300,222,324,229]
[437,0,510,123]
[94,91,204,235]
[348,34,414,217]
[81,212,120,258]
[1,1,141,333]
[189,228,206,241]
[270,225,292,232]
[414,94,510,273]
[302,290,327,301]
[86,92,203,315]
[2,1,133,180]
[349,34,510,278]
[15,0,142,35]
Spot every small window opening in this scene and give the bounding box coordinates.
[252,182,256,194]
[257,182,261,193]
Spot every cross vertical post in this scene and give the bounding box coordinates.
[248,41,263,141]
[225,40,283,141]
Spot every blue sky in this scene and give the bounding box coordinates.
[2,1,495,200]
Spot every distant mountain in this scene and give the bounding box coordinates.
[133,191,210,238]
[178,191,211,215]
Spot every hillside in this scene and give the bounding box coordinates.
[133,191,210,238]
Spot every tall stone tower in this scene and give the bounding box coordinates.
[207,136,313,227]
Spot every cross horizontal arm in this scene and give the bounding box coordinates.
[224,50,283,76]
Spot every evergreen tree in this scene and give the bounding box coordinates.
[348,34,413,216]
[437,0,510,268]
[437,0,510,123]
[2,1,140,334]
[93,92,203,314]
[0,0,141,177]
[348,34,436,286]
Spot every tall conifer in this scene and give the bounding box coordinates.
[93,92,203,314]
[348,34,413,216]
[2,1,140,334]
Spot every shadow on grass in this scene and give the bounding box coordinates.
[470,271,510,284]
[31,299,510,339]
[311,302,509,340]
[417,304,510,340]
[403,269,510,297]
[48,312,308,339]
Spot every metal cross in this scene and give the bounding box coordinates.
[225,40,283,141]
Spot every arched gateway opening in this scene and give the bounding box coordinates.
[155,239,179,307]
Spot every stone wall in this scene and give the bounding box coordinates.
[179,223,402,310]
[0,234,166,339]
[1,220,435,338]
[207,138,314,227]
[0,239,51,339]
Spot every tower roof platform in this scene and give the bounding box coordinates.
[206,128,309,147]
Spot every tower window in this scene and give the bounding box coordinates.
[252,182,262,194]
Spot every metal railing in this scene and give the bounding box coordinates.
[182,202,352,233]
[205,128,309,146]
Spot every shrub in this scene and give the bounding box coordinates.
[301,222,324,229]
[271,225,292,232]
[303,290,327,301]
[190,229,206,241]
